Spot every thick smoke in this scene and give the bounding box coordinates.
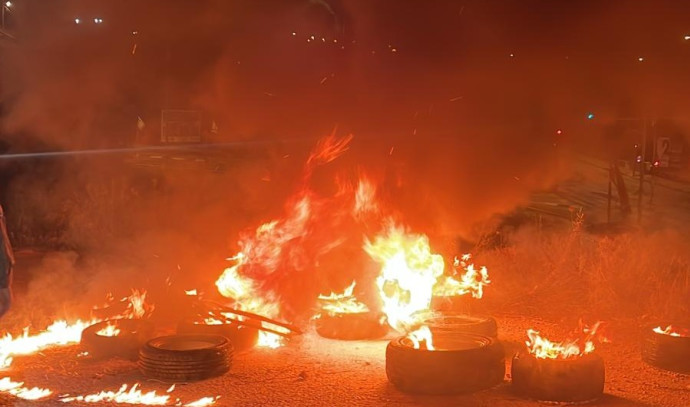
[1,1,690,322]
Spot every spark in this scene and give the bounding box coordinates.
[638,56,644,62]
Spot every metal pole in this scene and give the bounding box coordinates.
[637,119,646,223]
[607,163,612,224]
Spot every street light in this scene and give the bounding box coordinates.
[4,2,11,8]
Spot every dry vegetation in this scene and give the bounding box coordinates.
[475,214,690,325]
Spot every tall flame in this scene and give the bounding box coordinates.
[96,323,121,337]
[365,223,444,332]
[526,322,603,359]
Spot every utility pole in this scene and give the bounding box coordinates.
[637,119,646,224]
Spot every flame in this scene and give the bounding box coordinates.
[0,377,52,400]
[365,223,444,332]
[317,281,369,315]
[0,319,98,368]
[305,131,353,170]
[121,289,155,319]
[184,396,220,406]
[96,323,121,337]
[216,258,283,348]
[92,289,155,320]
[653,325,688,337]
[407,325,434,350]
[526,322,603,359]
[353,176,379,219]
[433,254,490,298]
[58,383,173,405]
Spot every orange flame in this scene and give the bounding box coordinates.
[317,281,369,315]
[526,322,603,359]
[58,383,172,405]
[433,254,490,298]
[121,289,155,319]
[0,377,52,400]
[653,325,688,337]
[0,319,98,368]
[407,325,434,350]
[215,256,283,348]
[95,323,121,337]
[365,223,444,332]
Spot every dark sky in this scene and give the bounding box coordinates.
[3,0,690,146]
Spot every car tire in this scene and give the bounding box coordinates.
[138,334,232,382]
[642,326,690,374]
[315,312,388,340]
[425,313,498,337]
[177,321,259,351]
[511,352,605,402]
[80,319,155,360]
[386,332,504,394]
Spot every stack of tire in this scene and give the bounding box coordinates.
[138,334,233,382]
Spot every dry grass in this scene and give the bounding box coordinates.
[475,215,690,325]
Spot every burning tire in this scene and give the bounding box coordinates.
[386,333,504,394]
[425,314,498,338]
[138,334,233,382]
[80,319,154,360]
[315,312,388,340]
[642,325,690,374]
[177,321,259,351]
[511,352,605,402]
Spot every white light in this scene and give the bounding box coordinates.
[75,18,80,24]
[685,35,690,41]
[4,2,11,8]
[638,57,644,62]
[94,18,103,24]
[509,53,515,57]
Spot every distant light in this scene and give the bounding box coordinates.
[587,113,595,120]
[636,155,642,163]
[638,57,644,62]
[94,18,103,24]
[4,1,11,8]
[509,53,515,57]
[291,32,296,36]
[556,129,563,135]
[634,144,639,148]
[654,160,660,167]
[75,18,80,24]
[132,31,138,35]
[685,35,690,41]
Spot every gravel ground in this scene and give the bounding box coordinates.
[1,315,689,407]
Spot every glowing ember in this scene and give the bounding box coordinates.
[407,325,434,350]
[653,325,689,337]
[317,281,369,315]
[96,323,121,337]
[59,383,172,405]
[0,377,52,400]
[433,254,490,298]
[365,223,444,332]
[526,322,603,359]
[0,319,98,368]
